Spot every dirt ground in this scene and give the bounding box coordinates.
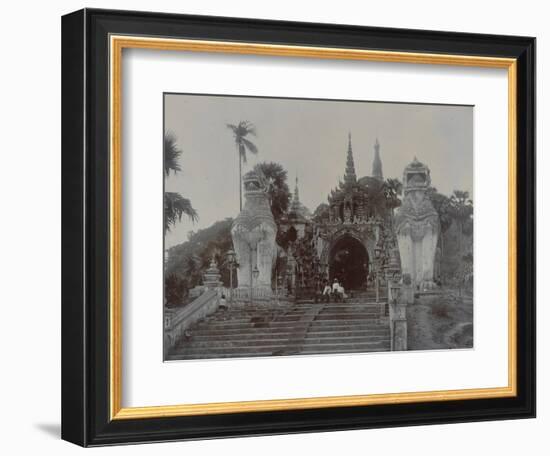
[407,291,473,351]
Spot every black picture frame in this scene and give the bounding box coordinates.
[62,8,535,447]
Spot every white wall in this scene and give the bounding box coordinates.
[0,0,545,454]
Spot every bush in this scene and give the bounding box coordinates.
[430,302,450,319]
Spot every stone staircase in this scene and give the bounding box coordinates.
[166,291,390,360]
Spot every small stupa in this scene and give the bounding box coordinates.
[202,256,223,289]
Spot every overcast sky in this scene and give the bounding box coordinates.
[164,94,473,248]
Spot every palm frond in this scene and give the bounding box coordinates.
[226,123,238,135]
[240,121,257,137]
[164,192,198,233]
[241,137,258,155]
[164,132,182,176]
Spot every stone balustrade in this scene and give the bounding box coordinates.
[164,289,219,355]
[230,286,273,305]
[387,280,408,351]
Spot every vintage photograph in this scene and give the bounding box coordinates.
[163,94,474,361]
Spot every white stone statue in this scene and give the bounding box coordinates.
[231,170,277,296]
[394,157,440,290]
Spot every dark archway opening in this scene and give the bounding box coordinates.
[329,236,368,290]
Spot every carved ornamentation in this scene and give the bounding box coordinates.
[231,170,277,294]
[395,157,440,290]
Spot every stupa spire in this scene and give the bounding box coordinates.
[290,174,301,213]
[372,138,383,180]
[344,132,357,185]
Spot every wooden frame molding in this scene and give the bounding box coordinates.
[109,35,518,421]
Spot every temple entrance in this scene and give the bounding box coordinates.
[329,236,368,290]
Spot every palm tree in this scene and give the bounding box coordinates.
[164,132,182,176]
[182,253,202,289]
[164,192,198,234]
[254,162,290,225]
[449,190,474,253]
[226,121,258,211]
[426,187,453,260]
[384,178,403,218]
[164,132,198,234]
[366,179,390,218]
[427,187,453,235]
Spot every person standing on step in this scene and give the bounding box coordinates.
[332,278,342,302]
[322,281,332,303]
[338,282,347,303]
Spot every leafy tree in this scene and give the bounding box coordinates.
[226,121,258,211]
[312,203,330,222]
[164,132,198,234]
[164,133,182,176]
[181,254,203,289]
[427,187,453,266]
[364,179,388,217]
[253,162,291,225]
[454,252,473,297]
[449,190,474,252]
[165,218,234,291]
[164,273,187,307]
[384,178,403,221]
[164,192,198,234]
[427,187,453,235]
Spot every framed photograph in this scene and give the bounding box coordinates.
[61,8,535,446]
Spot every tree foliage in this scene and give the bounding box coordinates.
[164,273,187,307]
[427,187,453,234]
[253,161,291,225]
[449,190,474,251]
[428,188,474,288]
[165,218,235,301]
[164,132,182,176]
[163,132,198,234]
[384,178,403,207]
[312,203,330,222]
[449,190,474,227]
[226,121,258,163]
[227,121,259,210]
[164,192,198,235]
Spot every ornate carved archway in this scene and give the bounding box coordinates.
[319,227,376,266]
[328,236,368,289]
[318,226,377,290]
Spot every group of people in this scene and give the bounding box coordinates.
[321,278,347,303]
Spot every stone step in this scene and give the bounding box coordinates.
[193,321,383,333]
[193,320,386,332]
[190,328,390,339]
[308,319,383,327]
[185,335,389,348]
[172,340,390,356]
[168,296,392,361]
[208,312,382,323]
[167,345,390,360]
[299,346,389,355]
[286,306,383,314]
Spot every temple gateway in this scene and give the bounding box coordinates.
[230,134,439,301]
[165,134,443,358]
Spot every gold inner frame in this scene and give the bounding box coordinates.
[109,35,517,420]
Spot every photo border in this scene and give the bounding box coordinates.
[110,35,516,420]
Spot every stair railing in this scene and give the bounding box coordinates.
[387,280,408,351]
[164,289,219,355]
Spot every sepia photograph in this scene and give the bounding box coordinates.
[163,93,474,361]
